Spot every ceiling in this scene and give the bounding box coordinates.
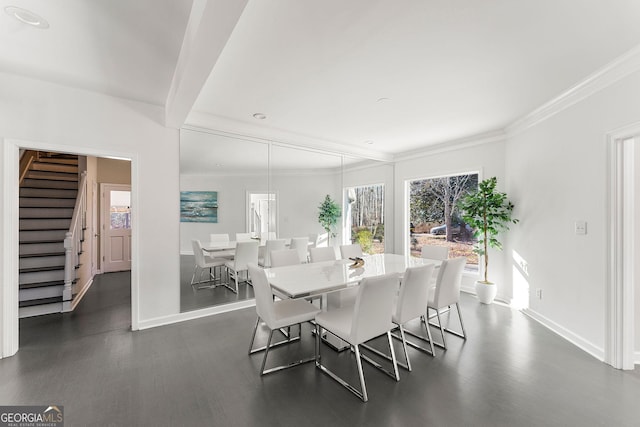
[3,0,640,159]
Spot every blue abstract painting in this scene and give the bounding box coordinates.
[180,191,218,223]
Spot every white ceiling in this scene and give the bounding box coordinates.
[2,0,640,159]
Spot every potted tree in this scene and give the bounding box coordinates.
[318,195,341,245]
[458,177,518,304]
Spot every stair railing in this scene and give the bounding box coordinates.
[19,150,39,185]
[63,171,87,311]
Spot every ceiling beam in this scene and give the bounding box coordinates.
[164,0,249,129]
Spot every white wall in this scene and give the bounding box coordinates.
[636,139,640,358]
[0,73,180,350]
[505,70,640,360]
[393,138,507,293]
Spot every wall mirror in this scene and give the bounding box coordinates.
[179,128,352,313]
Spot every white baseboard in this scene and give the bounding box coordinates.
[522,308,605,362]
[137,299,256,330]
[71,277,94,310]
[636,351,640,365]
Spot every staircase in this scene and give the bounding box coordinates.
[19,152,82,318]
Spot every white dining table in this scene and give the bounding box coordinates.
[264,253,441,299]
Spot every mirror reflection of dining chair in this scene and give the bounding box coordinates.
[269,249,300,268]
[420,245,448,260]
[259,239,287,268]
[309,247,337,263]
[247,264,320,375]
[210,233,229,242]
[225,241,259,293]
[308,233,319,249]
[190,240,227,289]
[289,236,310,263]
[208,233,234,259]
[340,243,363,259]
[236,232,252,241]
[426,257,467,350]
[260,231,277,242]
[314,273,401,402]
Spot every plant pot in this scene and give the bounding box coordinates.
[475,281,497,304]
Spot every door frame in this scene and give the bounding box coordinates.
[1,138,139,358]
[100,183,132,273]
[606,123,639,369]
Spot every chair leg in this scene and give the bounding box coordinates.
[386,331,400,381]
[190,266,197,285]
[260,330,275,375]
[424,309,436,355]
[398,325,412,371]
[315,322,321,364]
[354,345,368,402]
[435,310,447,349]
[457,302,467,339]
[248,316,260,354]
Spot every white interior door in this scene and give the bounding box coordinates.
[101,184,132,273]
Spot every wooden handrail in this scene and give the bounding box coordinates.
[19,150,38,185]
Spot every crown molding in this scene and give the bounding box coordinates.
[506,43,640,136]
[184,111,393,162]
[392,130,506,163]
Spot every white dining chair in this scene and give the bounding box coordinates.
[225,241,259,293]
[236,232,253,241]
[208,233,234,259]
[364,264,438,367]
[260,231,277,242]
[421,245,449,260]
[340,243,363,259]
[258,239,287,268]
[308,233,319,249]
[289,236,310,263]
[372,265,438,370]
[190,240,227,289]
[426,257,467,350]
[309,246,337,263]
[248,264,320,375]
[314,273,401,402]
[269,249,301,268]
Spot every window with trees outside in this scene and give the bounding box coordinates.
[345,184,384,254]
[409,173,479,271]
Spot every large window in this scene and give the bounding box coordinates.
[408,173,478,270]
[345,184,384,254]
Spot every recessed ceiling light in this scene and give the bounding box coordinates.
[4,6,49,29]
[376,97,390,103]
[252,113,267,120]
[365,140,374,145]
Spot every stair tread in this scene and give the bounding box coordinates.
[20,266,65,274]
[19,280,65,289]
[19,252,66,258]
[19,239,66,244]
[20,296,64,307]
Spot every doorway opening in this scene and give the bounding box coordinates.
[2,140,136,358]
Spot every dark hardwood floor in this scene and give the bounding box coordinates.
[1,271,639,426]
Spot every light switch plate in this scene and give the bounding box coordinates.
[575,220,587,235]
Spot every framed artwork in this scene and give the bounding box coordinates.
[180,191,218,223]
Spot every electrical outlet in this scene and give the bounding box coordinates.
[535,288,543,300]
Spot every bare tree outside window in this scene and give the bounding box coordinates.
[409,173,478,269]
